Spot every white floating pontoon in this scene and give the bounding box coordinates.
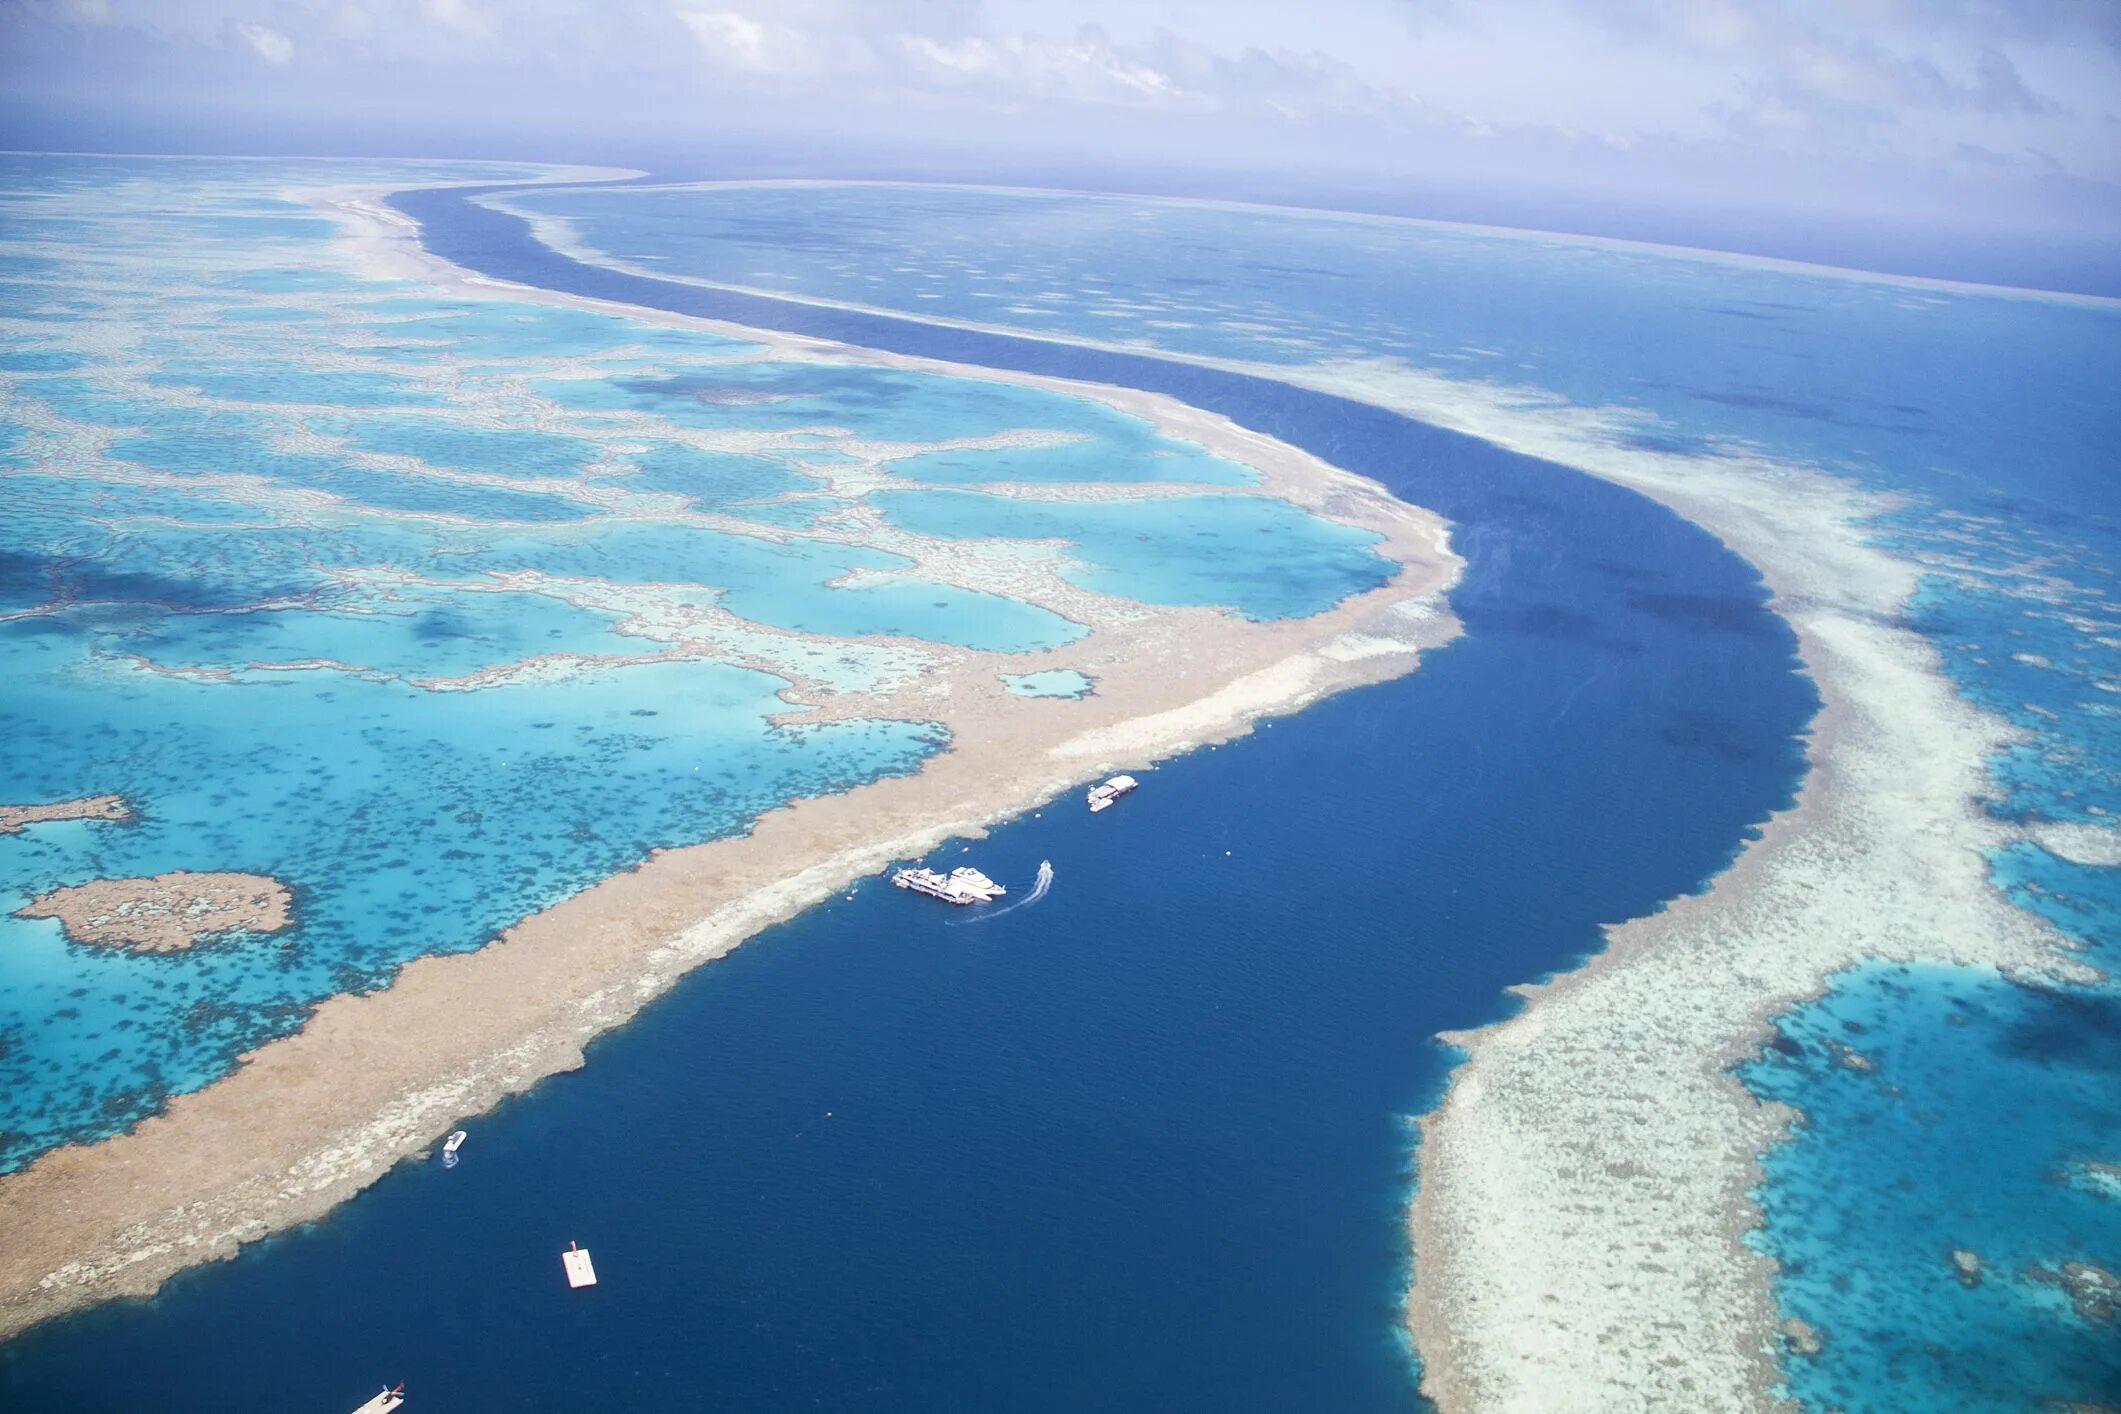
[562,1241,598,1289]
[1086,774,1139,813]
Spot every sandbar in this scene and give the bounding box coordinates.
[0,181,1462,1340]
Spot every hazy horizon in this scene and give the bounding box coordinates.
[5,1,2120,293]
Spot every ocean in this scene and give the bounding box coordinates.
[0,160,1820,1410]
[480,179,2121,1411]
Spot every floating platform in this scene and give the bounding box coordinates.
[350,1386,405,1412]
[1086,774,1139,813]
[562,1241,598,1289]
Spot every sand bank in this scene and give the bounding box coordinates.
[17,871,293,953]
[0,187,1461,1341]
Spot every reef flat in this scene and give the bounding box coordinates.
[0,796,133,834]
[17,871,293,952]
[1301,364,2099,1411]
[0,163,1458,1338]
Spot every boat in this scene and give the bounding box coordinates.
[562,1240,598,1289]
[947,866,1006,900]
[350,1383,406,1412]
[892,865,1006,905]
[441,1129,466,1168]
[1086,774,1139,813]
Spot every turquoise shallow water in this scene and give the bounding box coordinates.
[880,418,1257,488]
[624,443,814,511]
[507,179,2121,1408]
[1743,964,2121,1408]
[313,415,600,479]
[1001,668,1094,698]
[112,588,639,681]
[875,488,1396,619]
[0,156,1391,1172]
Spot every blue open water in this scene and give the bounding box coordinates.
[0,170,1822,1410]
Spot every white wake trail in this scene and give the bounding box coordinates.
[951,860,1053,925]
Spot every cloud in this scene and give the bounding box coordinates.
[0,0,2113,238]
[661,10,1404,128]
[675,9,827,76]
[896,27,1188,109]
[421,0,495,42]
[235,21,293,65]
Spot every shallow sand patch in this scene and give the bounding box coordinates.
[17,872,294,953]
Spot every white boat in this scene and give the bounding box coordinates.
[947,866,1006,901]
[1086,774,1139,813]
[441,1130,466,1168]
[893,865,1006,905]
[562,1241,598,1289]
[351,1383,406,1412]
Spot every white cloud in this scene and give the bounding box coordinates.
[235,21,293,64]
[422,0,495,42]
[331,3,376,40]
[897,29,1188,108]
[678,9,780,70]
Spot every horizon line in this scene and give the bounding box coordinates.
[7,146,2115,310]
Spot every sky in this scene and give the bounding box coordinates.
[4,1,2119,285]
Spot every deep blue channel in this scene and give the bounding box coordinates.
[0,183,1819,1411]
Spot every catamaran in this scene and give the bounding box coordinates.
[893,865,1007,905]
[1086,774,1139,813]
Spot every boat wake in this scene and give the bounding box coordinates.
[951,860,1053,925]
